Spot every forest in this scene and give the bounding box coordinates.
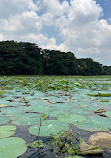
[0,40,111,75]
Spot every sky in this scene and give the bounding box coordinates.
[0,0,111,65]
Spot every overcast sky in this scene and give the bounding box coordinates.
[0,0,111,65]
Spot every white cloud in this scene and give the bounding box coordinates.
[0,11,41,34]
[42,0,69,16]
[0,0,37,18]
[43,37,68,52]
[69,0,102,22]
[50,0,111,65]
[0,33,5,41]
[0,0,111,65]
[21,33,49,45]
[40,0,69,26]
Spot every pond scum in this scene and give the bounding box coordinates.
[0,75,111,158]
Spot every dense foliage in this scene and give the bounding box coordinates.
[0,41,110,75]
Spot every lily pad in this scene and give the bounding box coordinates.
[81,105,99,112]
[100,100,109,102]
[68,156,83,158]
[1,106,26,117]
[0,137,27,158]
[0,91,6,95]
[80,141,103,155]
[48,96,67,103]
[0,104,7,107]
[88,93,111,97]
[28,140,44,148]
[12,113,41,126]
[58,114,87,124]
[94,108,106,114]
[89,132,111,151]
[0,125,16,138]
[74,116,111,131]
[103,111,111,118]
[0,115,9,125]
[69,108,89,115]
[28,120,69,136]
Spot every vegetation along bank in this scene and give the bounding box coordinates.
[0,41,111,75]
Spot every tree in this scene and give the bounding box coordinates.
[0,40,110,75]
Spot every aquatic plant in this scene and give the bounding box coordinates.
[51,130,81,157]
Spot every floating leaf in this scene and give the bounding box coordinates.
[65,92,70,96]
[89,132,111,151]
[12,113,41,125]
[81,105,99,112]
[0,115,9,125]
[82,105,87,107]
[48,96,67,103]
[100,100,109,102]
[43,114,47,120]
[0,137,27,158]
[0,125,16,138]
[1,106,26,117]
[80,141,103,155]
[29,120,69,136]
[0,104,7,107]
[0,91,6,95]
[103,112,111,118]
[88,93,111,97]
[94,108,106,114]
[69,108,89,115]
[58,114,87,124]
[74,116,111,131]
[68,156,83,158]
[28,140,44,148]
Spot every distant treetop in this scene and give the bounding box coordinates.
[0,41,110,75]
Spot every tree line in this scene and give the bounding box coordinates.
[0,41,111,75]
